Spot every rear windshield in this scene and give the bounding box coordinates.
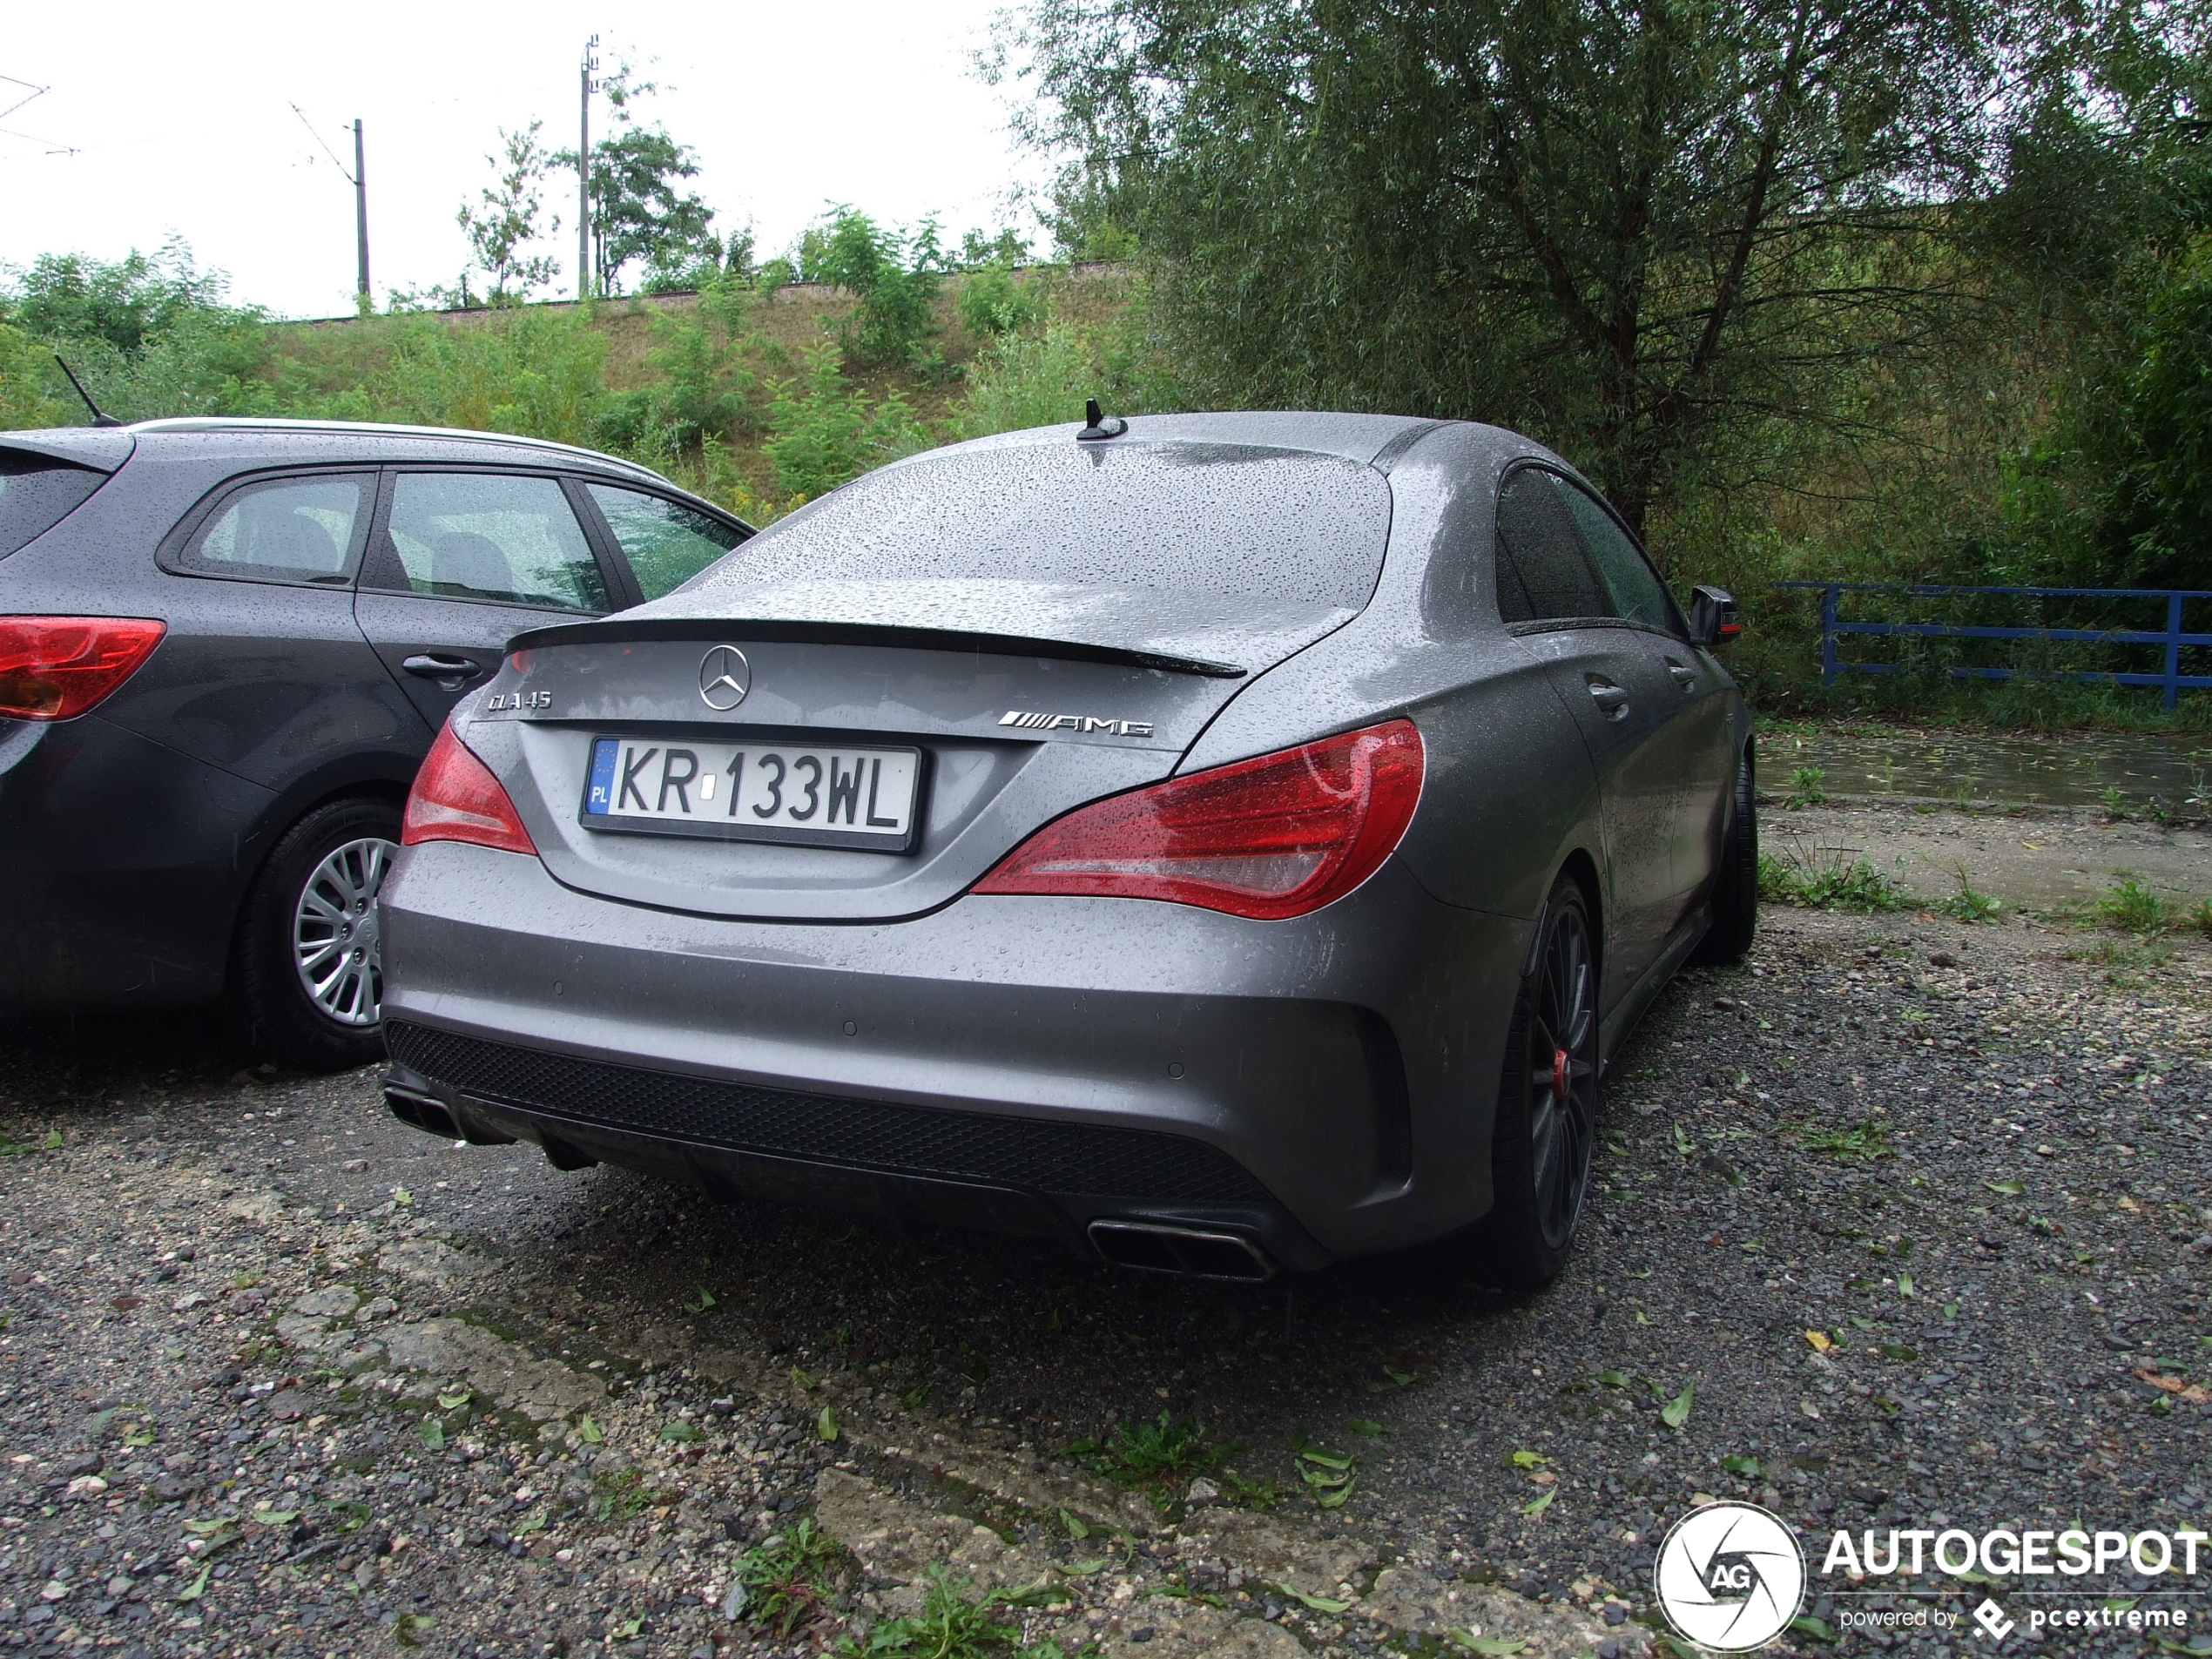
[0,453,107,558]
[695,441,1394,609]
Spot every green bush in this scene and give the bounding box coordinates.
[0,323,76,428]
[761,341,930,501]
[955,263,1045,340]
[597,275,763,456]
[350,307,610,446]
[805,208,948,377]
[3,240,239,354]
[954,300,1177,442]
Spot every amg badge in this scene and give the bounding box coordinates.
[999,711,1155,737]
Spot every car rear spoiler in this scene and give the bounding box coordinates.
[0,430,137,472]
[505,616,1249,679]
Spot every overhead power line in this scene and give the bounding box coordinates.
[0,73,78,153]
[288,102,356,183]
[0,73,49,123]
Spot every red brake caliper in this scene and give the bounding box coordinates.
[1551,1048,1570,1100]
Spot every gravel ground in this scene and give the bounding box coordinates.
[1,806,2208,1658]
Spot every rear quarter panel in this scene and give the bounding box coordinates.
[1182,424,1602,925]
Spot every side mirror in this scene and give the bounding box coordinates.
[1689,585,1742,651]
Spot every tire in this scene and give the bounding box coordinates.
[1474,873,1600,1290]
[1691,746,1757,966]
[229,797,401,1071]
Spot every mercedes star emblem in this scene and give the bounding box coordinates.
[698,645,752,711]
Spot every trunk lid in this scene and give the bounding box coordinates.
[462,581,1357,921]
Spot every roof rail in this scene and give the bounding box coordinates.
[122,417,662,480]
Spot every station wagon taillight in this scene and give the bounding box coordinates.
[975,719,1425,920]
[0,616,166,720]
[403,724,538,856]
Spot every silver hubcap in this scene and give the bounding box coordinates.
[293,837,395,1027]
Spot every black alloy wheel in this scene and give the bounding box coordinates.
[1476,873,1601,1287]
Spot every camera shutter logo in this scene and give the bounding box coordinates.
[1654,1501,1806,1652]
[698,646,751,711]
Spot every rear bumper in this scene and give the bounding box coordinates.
[377,841,1532,1259]
[0,716,271,1012]
[381,1038,1327,1273]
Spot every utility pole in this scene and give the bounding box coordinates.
[352,119,370,302]
[578,35,599,301]
[289,103,372,312]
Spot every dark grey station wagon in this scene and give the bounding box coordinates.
[0,418,749,1066]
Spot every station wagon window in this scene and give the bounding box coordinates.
[0,454,107,560]
[584,483,745,601]
[179,475,369,583]
[374,473,609,611]
[1558,480,1685,635]
[1493,468,1611,624]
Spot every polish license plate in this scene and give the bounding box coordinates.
[581,736,924,853]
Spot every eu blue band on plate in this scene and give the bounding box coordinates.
[586,738,619,814]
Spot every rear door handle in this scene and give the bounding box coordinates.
[402,653,486,681]
[1585,677,1630,718]
[1666,658,1698,691]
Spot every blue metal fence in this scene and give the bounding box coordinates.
[1773,582,2212,711]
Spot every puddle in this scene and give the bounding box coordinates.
[1757,727,2212,810]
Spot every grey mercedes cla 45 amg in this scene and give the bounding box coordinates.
[379,411,1755,1285]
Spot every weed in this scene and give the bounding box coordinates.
[731,1516,841,1640]
[1784,765,1829,809]
[2061,935,2175,987]
[2190,900,2212,938]
[1757,850,1915,913]
[1291,1432,1357,1508]
[1797,1120,1894,1162]
[588,1468,659,1523]
[2096,877,2169,934]
[2101,785,2128,818]
[1068,1412,1236,1493]
[835,1568,1069,1657]
[1934,865,2002,922]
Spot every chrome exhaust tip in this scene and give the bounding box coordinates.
[1087,1220,1275,1282]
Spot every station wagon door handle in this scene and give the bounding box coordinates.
[402,653,486,682]
[1666,658,1698,691]
[1584,677,1630,718]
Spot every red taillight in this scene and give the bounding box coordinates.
[975,719,1424,920]
[0,616,165,720]
[403,723,538,855]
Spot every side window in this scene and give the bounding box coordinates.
[585,483,745,601]
[374,473,610,611]
[1559,482,1684,634]
[179,475,368,583]
[1494,468,1612,623]
[0,455,106,559]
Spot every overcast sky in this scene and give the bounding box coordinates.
[1,1,1049,319]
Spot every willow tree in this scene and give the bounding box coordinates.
[997,0,2068,532]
